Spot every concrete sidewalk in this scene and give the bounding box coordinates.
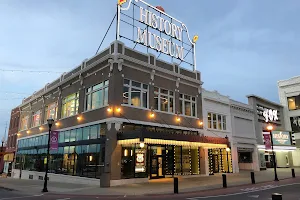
[0,168,298,196]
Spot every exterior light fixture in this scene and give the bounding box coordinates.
[199,121,203,126]
[55,122,60,126]
[150,112,155,118]
[77,116,82,121]
[115,107,121,113]
[140,142,145,148]
[267,124,274,131]
[39,127,43,131]
[26,130,30,134]
[176,115,181,122]
[107,107,113,113]
[226,148,231,152]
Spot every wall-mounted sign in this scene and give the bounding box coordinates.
[290,116,300,133]
[257,105,279,123]
[135,149,146,173]
[272,131,291,146]
[118,0,197,70]
[263,133,272,150]
[50,131,59,150]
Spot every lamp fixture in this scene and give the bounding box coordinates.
[39,127,43,131]
[115,107,121,113]
[226,148,230,152]
[107,107,113,113]
[267,124,274,131]
[199,121,203,126]
[26,130,30,134]
[77,116,82,121]
[140,142,145,148]
[55,122,60,126]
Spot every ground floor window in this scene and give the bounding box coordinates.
[121,144,200,179]
[208,148,232,175]
[238,152,253,163]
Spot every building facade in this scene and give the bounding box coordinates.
[278,76,300,166]
[247,95,296,170]
[202,90,259,173]
[12,41,230,186]
[3,107,20,176]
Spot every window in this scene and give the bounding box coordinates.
[123,79,148,108]
[207,112,227,130]
[86,80,109,111]
[44,102,58,123]
[238,152,253,163]
[61,93,79,118]
[32,110,41,127]
[179,94,196,117]
[287,95,300,110]
[20,116,29,130]
[154,87,174,113]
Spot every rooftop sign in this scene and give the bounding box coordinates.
[117,0,197,70]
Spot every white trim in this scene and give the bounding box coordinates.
[257,144,296,151]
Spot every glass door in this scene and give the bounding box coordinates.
[150,155,165,179]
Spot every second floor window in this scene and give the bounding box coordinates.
[123,79,148,108]
[179,94,196,117]
[32,110,41,127]
[62,93,79,118]
[44,102,58,122]
[207,112,226,130]
[20,116,29,130]
[86,80,109,111]
[288,95,300,110]
[154,87,174,113]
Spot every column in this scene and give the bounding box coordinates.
[100,122,121,187]
[231,145,239,173]
[199,147,209,175]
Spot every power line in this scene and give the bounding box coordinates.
[0,69,63,74]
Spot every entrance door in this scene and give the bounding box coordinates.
[212,154,219,173]
[150,155,164,179]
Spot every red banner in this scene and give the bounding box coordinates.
[50,131,59,150]
[263,133,272,150]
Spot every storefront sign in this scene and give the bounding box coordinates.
[118,0,196,70]
[263,109,278,123]
[50,131,59,150]
[135,149,146,173]
[272,131,291,146]
[263,133,272,150]
[237,147,254,152]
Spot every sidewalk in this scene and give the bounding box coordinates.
[0,168,298,196]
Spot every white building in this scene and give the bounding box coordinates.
[202,89,259,173]
[278,76,300,166]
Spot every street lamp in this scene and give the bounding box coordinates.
[0,137,4,174]
[42,119,54,192]
[267,124,279,181]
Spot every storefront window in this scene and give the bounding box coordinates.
[154,87,174,113]
[238,152,253,163]
[86,81,109,111]
[61,93,79,118]
[123,79,148,108]
[44,102,58,123]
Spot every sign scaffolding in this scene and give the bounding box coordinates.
[116,0,198,71]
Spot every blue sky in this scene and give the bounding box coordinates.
[0,0,299,140]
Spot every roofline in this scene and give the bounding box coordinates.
[246,94,283,107]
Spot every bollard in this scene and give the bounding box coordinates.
[272,193,282,200]
[174,177,178,194]
[222,174,227,188]
[251,171,255,184]
[292,168,295,178]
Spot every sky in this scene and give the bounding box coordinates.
[0,0,299,140]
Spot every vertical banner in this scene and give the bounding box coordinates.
[263,133,272,150]
[50,131,59,150]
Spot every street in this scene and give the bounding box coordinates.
[1,183,300,200]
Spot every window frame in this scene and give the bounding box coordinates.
[32,110,41,127]
[20,116,29,131]
[122,79,149,108]
[61,92,79,118]
[154,87,175,113]
[207,112,227,131]
[85,80,109,111]
[179,93,197,117]
[44,102,58,123]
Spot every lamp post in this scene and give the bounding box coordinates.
[42,119,54,192]
[267,124,279,181]
[226,148,230,173]
[0,137,4,174]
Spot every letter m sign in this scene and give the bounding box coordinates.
[118,0,127,5]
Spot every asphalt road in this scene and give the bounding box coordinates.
[1,183,300,200]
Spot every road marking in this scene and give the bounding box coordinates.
[0,194,44,200]
[186,183,300,200]
[248,195,259,198]
[56,198,70,200]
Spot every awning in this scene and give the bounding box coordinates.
[257,145,296,152]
